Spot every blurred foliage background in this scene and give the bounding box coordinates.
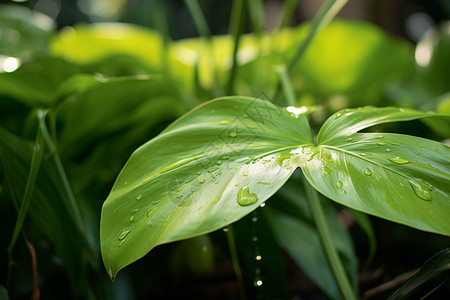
[0,0,449,299]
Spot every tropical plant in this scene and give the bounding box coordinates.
[1,0,449,299]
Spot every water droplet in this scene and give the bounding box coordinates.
[243,173,248,176]
[252,236,258,242]
[200,179,206,184]
[399,182,405,187]
[223,227,229,232]
[385,148,392,152]
[129,216,135,221]
[118,229,131,240]
[229,132,238,138]
[124,181,128,186]
[153,200,160,205]
[345,138,354,142]
[147,208,156,217]
[257,181,269,185]
[136,194,142,200]
[341,190,347,195]
[255,255,262,261]
[360,153,372,156]
[334,112,342,119]
[434,146,438,151]
[277,152,293,166]
[377,142,387,146]
[237,186,258,206]
[376,135,384,139]
[391,142,400,146]
[259,203,266,208]
[195,171,201,175]
[208,167,219,173]
[133,208,138,213]
[388,157,410,164]
[377,175,382,180]
[217,161,223,165]
[234,182,241,187]
[176,194,182,198]
[215,181,220,184]
[252,217,258,222]
[364,169,372,176]
[409,180,432,201]
[222,155,230,160]
[336,181,343,189]
[254,279,263,287]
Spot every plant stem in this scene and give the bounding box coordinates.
[226,0,246,95]
[276,65,296,106]
[226,226,247,300]
[273,0,348,102]
[302,176,357,300]
[184,0,212,39]
[275,0,299,30]
[247,0,264,34]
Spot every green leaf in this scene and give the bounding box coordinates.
[51,23,164,69]
[0,57,80,107]
[57,75,183,158]
[388,248,450,299]
[303,107,450,235]
[100,97,314,279]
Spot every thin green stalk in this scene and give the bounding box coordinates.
[247,0,264,34]
[184,0,212,39]
[38,116,84,235]
[302,176,357,300]
[276,65,296,106]
[273,0,348,102]
[226,0,246,95]
[226,226,247,300]
[275,0,299,30]
[7,110,46,266]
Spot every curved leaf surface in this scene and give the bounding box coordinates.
[100,97,314,279]
[304,107,450,235]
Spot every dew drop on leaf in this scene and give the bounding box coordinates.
[118,229,131,241]
[222,155,230,160]
[399,182,405,187]
[334,112,342,119]
[336,181,343,189]
[364,169,372,176]
[243,173,248,177]
[129,216,135,221]
[217,161,223,165]
[136,194,142,200]
[434,146,438,151]
[388,157,411,164]
[237,186,258,206]
[376,135,384,139]
[254,279,263,287]
[147,209,156,217]
[391,142,400,146]
[208,167,219,173]
[200,179,206,184]
[377,142,387,146]
[385,148,392,152]
[408,180,432,201]
[229,132,238,138]
[153,200,160,205]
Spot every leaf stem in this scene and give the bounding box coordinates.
[226,0,246,95]
[226,226,247,300]
[275,0,299,30]
[302,175,357,300]
[276,65,296,106]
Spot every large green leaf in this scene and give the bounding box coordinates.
[303,107,450,235]
[100,97,314,279]
[101,99,449,279]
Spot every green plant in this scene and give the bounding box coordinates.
[1,1,449,299]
